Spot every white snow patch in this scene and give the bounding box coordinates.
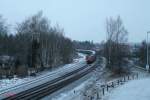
[107,78,150,100]
[0,77,33,91]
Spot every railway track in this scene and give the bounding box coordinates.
[3,61,99,100]
[0,62,85,98]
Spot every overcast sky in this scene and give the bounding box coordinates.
[0,0,150,43]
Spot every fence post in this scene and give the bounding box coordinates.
[112,82,114,88]
[127,76,130,80]
[123,76,126,82]
[102,88,105,95]
[120,79,123,85]
[117,80,120,85]
[107,85,109,91]
[137,73,138,79]
[97,91,100,100]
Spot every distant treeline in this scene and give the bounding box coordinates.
[73,40,95,50]
[0,12,75,76]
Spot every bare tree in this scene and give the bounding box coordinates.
[0,12,75,77]
[104,16,130,74]
[16,12,75,71]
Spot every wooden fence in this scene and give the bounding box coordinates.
[81,73,139,100]
[100,73,138,96]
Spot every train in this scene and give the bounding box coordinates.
[86,53,96,64]
[76,49,96,64]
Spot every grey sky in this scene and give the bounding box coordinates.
[0,0,150,43]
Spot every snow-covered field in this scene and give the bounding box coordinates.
[0,53,86,99]
[101,67,150,100]
[106,78,150,100]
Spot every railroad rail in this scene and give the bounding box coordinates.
[0,62,85,98]
[3,61,99,100]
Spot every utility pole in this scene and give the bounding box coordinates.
[106,31,110,67]
[146,31,150,72]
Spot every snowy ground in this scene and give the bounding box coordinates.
[48,59,150,100]
[44,73,95,100]
[47,56,150,100]
[105,78,150,100]
[3,54,149,100]
[45,58,150,100]
[0,53,86,99]
[43,57,107,100]
[102,67,150,100]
